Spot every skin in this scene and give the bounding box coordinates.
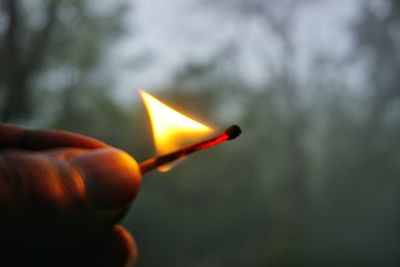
[0,123,141,266]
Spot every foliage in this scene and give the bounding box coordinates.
[0,0,126,124]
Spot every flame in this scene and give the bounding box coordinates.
[139,89,214,172]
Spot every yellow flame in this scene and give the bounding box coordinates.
[139,89,214,172]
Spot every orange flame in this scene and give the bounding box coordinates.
[139,89,214,172]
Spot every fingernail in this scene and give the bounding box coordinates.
[71,148,141,209]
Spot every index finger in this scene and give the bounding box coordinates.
[0,123,108,150]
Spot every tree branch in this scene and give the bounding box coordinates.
[1,0,21,121]
[4,0,19,73]
[22,0,58,77]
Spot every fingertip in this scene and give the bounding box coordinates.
[70,148,142,209]
[66,225,138,267]
[113,225,138,267]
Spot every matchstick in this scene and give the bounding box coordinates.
[139,125,241,174]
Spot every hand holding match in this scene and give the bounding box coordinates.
[0,91,242,266]
[0,123,139,266]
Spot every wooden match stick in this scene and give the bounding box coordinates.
[139,125,241,174]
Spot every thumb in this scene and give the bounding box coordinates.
[0,148,141,263]
[70,148,141,209]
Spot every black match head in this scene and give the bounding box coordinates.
[225,125,242,140]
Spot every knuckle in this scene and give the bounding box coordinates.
[0,150,87,216]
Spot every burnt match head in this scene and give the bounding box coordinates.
[225,125,241,140]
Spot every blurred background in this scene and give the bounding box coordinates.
[1,0,400,266]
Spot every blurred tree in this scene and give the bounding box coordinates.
[197,0,318,263]
[1,0,57,121]
[0,0,127,124]
[304,1,400,265]
[353,0,400,128]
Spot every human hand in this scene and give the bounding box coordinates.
[0,123,141,266]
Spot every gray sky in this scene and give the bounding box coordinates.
[108,0,360,102]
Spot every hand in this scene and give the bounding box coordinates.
[0,123,141,266]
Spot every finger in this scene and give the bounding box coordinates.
[68,225,138,267]
[0,123,108,150]
[0,148,141,263]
